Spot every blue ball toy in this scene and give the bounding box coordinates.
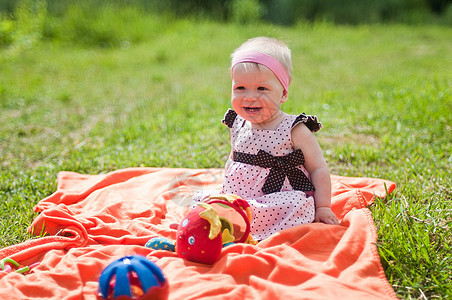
[98,255,168,300]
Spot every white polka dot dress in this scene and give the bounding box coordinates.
[219,109,322,241]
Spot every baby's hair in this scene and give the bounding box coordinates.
[231,37,293,84]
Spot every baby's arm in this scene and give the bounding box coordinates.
[291,124,339,225]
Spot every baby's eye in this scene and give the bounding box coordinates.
[257,86,268,91]
[235,86,245,90]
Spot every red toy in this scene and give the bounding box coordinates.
[176,203,224,264]
[146,194,256,265]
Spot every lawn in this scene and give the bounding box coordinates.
[0,13,451,299]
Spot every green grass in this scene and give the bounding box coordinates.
[0,11,451,299]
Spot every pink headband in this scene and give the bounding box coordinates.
[231,51,290,93]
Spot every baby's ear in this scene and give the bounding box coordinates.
[281,90,288,103]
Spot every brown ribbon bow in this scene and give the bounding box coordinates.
[233,149,315,194]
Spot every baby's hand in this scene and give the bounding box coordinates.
[314,207,339,225]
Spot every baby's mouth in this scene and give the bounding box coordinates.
[244,107,261,112]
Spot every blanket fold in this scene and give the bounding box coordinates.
[0,168,397,299]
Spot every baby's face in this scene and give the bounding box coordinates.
[231,65,287,129]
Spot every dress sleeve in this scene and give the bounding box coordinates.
[291,113,322,133]
[221,109,237,129]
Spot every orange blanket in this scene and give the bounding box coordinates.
[0,168,397,299]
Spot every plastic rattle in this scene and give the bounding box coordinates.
[98,255,168,300]
[0,257,40,274]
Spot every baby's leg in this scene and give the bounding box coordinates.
[189,189,221,209]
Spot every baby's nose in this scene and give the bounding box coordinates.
[244,90,258,100]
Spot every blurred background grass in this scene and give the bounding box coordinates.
[0,0,451,50]
[0,0,451,299]
[1,0,452,27]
